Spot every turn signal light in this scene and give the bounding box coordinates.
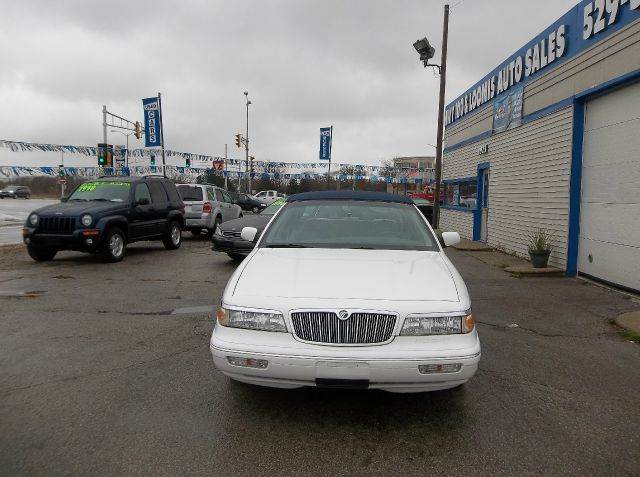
[202,202,212,214]
[216,307,228,325]
[227,356,268,369]
[463,312,475,333]
[419,363,462,374]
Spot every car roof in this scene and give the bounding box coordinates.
[286,190,414,204]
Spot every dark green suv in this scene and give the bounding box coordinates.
[23,176,185,262]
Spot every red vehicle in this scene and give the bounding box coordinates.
[409,185,435,202]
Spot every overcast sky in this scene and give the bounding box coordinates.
[0,0,578,167]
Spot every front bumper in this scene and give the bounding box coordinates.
[22,227,102,251]
[211,236,254,255]
[210,325,481,393]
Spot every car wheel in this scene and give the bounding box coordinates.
[26,244,57,262]
[252,206,258,213]
[25,194,30,199]
[102,228,126,262]
[227,253,246,262]
[163,221,182,250]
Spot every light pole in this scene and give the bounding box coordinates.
[244,91,251,193]
[111,129,134,167]
[414,3,449,229]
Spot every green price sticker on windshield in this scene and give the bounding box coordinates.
[78,181,131,192]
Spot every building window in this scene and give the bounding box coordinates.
[445,179,477,209]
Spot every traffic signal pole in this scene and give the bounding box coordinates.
[432,4,449,230]
[158,92,167,178]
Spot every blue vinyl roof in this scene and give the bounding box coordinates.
[286,191,413,204]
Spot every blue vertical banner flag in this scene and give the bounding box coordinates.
[319,127,332,161]
[142,97,161,147]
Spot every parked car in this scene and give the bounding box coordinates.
[228,191,267,213]
[212,198,285,261]
[177,184,242,237]
[0,185,31,199]
[22,176,184,262]
[254,190,285,205]
[210,191,480,393]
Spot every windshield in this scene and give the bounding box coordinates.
[261,198,286,215]
[2,186,18,191]
[260,200,438,250]
[68,181,131,202]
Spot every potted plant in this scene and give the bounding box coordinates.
[528,229,552,268]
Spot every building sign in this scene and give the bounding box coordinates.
[142,97,161,147]
[319,127,332,161]
[445,0,640,128]
[493,86,524,133]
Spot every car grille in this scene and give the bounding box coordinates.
[221,229,242,238]
[37,217,76,235]
[291,311,396,344]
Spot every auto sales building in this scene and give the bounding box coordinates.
[440,0,640,292]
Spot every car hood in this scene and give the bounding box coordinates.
[219,214,272,233]
[233,248,460,302]
[34,201,127,217]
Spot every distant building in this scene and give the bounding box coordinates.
[388,156,435,194]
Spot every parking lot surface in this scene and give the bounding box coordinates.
[1,239,639,475]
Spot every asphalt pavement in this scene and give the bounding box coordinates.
[0,239,639,475]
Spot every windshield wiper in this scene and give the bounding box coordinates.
[265,244,309,248]
[90,198,111,202]
[68,198,88,202]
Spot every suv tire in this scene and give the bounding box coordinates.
[27,244,57,262]
[163,221,182,250]
[102,227,126,262]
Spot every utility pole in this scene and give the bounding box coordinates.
[158,92,167,178]
[224,143,228,190]
[433,4,449,229]
[244,91,251,193]
[102,105,108,145]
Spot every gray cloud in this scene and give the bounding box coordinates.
[0,0,578,166]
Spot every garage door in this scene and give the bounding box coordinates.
[579,81,640,292]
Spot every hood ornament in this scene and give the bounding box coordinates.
[338,310,350,321]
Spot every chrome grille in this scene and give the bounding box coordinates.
[291,311,396,344]
[38,217,76,235]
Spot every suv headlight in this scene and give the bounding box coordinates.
[217,307,287,332]
[28,213,39,226]
[81,214,93,227]
[401,310,474,336]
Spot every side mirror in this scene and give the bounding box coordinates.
[241,226,258,242]
[136,197,150,206]
[441,231,461,248]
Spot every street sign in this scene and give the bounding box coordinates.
[319,127,332,161]
[142,97,161,147]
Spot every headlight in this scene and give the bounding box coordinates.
[216,307,287,332]
[80,214,93,227]
[401,310,474,336]
[28,213,39,226]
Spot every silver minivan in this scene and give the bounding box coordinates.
[176,184,242,237]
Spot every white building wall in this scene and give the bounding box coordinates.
[439,209,474,239]
[441,106,574,268]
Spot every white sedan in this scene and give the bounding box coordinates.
[210,191,480,393]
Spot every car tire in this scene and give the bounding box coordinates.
[227,253,246,262]
[252,207,258,213]
[102,227,126,262]
[25,194,30,199]
[163,221,182,250]
[26,244,57,262]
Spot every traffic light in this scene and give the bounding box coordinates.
[235,134,242,148]
[150,153,156,166]
[249,156,255,174]
[134,121,142,140]
[97,143,113,166]
[58,165,65,177]
[185,156,191,168]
